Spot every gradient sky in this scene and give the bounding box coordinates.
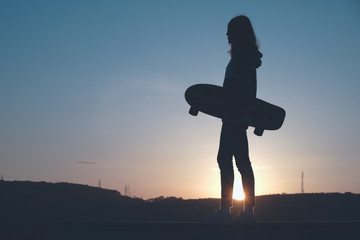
[1,0,359,199]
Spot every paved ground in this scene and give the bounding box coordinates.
[2,221,360,240]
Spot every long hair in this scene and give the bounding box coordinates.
[227,15,259,56]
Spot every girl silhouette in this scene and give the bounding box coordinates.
[207,15,262,222]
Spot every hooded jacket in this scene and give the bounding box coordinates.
[223,46,263,119]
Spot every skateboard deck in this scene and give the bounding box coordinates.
[185,84,285,136]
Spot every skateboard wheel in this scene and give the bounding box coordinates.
[189,107,199,116]
[254,128,264,136]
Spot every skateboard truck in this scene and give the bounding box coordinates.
[254,128,264,136]
[189,107,199,116]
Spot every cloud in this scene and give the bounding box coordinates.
[77,161,96,164]
[209,167,219,172]
[253,165,272,170]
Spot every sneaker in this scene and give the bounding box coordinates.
[202,209,232,222]
[233,211,256,223]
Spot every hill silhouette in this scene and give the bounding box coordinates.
[1,180,360,223]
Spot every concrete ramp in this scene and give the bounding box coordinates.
[2,221,360,240]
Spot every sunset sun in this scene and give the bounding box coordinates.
[233,178,245,200]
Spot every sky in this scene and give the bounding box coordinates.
[1,0,359,200]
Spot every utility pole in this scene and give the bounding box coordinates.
[301,171,304,194]
[98,179,101,188]
[124,184,130,196]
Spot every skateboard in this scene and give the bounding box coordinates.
[185,84,285,136]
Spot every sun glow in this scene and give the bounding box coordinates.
[207,164,245,200]
[233,178,245,200]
